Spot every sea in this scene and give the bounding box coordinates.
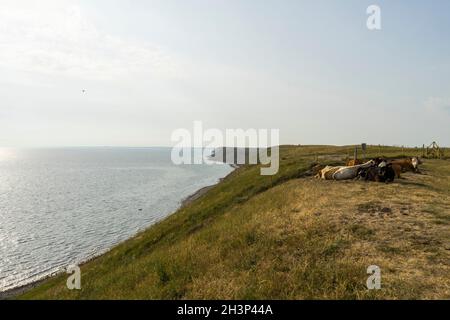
[0,147,232,293]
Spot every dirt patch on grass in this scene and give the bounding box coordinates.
[356,202,393,216]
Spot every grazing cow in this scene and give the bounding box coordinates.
[332,160,376,180]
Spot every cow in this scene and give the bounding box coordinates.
[389,157,421,173]
[310,163,326,176]
[348,157,385,167]
[411,157,422,170]
[346,159,363,166]
[371,157,387,166]
[378,165,396,182]
[317,160,376,181]
[391,163,402,178]
[332,160,376,180]
[316,165,345,180]
[358,164,395,183]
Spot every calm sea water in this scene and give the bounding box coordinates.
[0,147,232,292]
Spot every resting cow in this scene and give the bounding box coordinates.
[358,165,395,183]
[391,163,402,178]
[316,165,344,180]
[346,159,363,166]
[332,160,376,180]
[388,157,421,173]
[317,160,376,181]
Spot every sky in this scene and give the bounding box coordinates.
[0,0,449,147]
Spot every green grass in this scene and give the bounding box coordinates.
[18,145,450,299]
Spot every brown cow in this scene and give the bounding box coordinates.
[391,163,402,178]
[346,159,363,166]
[389,157,420,173]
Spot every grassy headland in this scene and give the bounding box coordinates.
[19,145,450,299]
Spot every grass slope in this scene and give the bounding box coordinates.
[20,145,450,299]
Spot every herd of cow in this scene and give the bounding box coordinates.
[314,157,422,183]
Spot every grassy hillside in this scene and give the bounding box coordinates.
[20,145,450,299]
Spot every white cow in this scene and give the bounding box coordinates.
[332,160,376,181]
[411,157,421,170]
[316,165,345,180]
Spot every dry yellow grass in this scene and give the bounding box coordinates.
[182,164,449,299]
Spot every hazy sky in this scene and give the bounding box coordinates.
[1,0,449,147]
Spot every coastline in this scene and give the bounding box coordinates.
[0,278,49,300]
[0,164,237,300]
[181,164,237,207]
[180,170,235,207]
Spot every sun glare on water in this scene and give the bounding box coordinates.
[0,148,16,162]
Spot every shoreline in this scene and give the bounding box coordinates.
[0,164,237,300]
[181,164,238,208]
